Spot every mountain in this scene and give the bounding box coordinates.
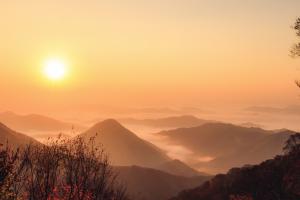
[239,122,262,128]
[158,123,271,157]
[80,119,206,176]
[199,130,292,174]
[0,111,84,132]
[120,115,210,129]
[159,123,295,173]
[79,119,170,168]
[157,159,207,177]
[245,105,300,115]
[170,141,300,200]
[115,166,211,200]
[0,122,40,148]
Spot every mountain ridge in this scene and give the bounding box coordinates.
[0,122,41,147]
[170,142,300,200]
[159,122,296,173]
[120,115,211,128]
[0,111,85,132]
[115,165,211,200]
[79,119,170,168]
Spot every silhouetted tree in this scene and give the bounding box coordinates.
[283,133,300,155]
[291,18,300,58]
[292,18,300,88]
[0,137,129,200]
[0,145,19,200]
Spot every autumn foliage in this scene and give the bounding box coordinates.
[0,137,128,200]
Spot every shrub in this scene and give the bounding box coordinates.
[0,137,128,200]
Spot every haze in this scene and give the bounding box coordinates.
[0,0,300,128]
[1,2,300,199]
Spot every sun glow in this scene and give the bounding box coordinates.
[43,59,67,81]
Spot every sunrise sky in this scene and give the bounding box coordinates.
[1,0,300,115]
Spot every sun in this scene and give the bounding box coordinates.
[43,59,67,81]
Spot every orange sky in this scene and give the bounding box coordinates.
[0,0,300,115]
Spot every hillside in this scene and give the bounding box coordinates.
[159,123,294,173]
[157,159,207,177]
[0,122,40,148]
[0,111,84,132]
[170,136,300,200]
[120,115,210,129]
[115,166,211,200]
[79,119,170,168]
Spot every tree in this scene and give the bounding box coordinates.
[0,137,129,200]
[292,18,300,88]
[0,146,19,200]
[291,18,300,58]
[283,133,300,155]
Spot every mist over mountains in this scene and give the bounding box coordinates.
[119,115,211,129]
[159,123,295,173]
[245,105,300,115]
[79,119,169,168]
[1,112,296,174]
[0,111,85,133]
[1,1,300,199]
[0,118,210,200]
[171,143,300,200]
[78,119,205,178]
[0,112,299,199]
[0,122,40,148]
[115,166,210,200]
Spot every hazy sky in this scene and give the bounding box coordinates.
[1,0,300,114]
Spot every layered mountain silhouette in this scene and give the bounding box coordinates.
[79,119,203,177]
[0,119,209,200]
[0,122,40,148]
[79,119,170,168]
[239,122,262,128]
[245,105,300,115]
[120,115,210,128]
[159,123,295,173]
[0,111,84,132]
[115,165,210,200]
[2,116,298,200]
[157,159,207,177]
[171,141,300,200]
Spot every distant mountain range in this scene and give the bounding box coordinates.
[79,119,202,177]
[156,159,208,177]
[0,117,203,177]
[239,122,262,128]
[0,120,209,200]
[158,123,295,173]
[171,143,300,200]
[79,119,170,168]
[115,165,210,200]
[0,122,40,148]
[0,111,85,133]
[1,117,298,200]
[245,105,300,115]
[119,115,211,128]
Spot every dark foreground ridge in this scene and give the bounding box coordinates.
[170,133,300,200]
